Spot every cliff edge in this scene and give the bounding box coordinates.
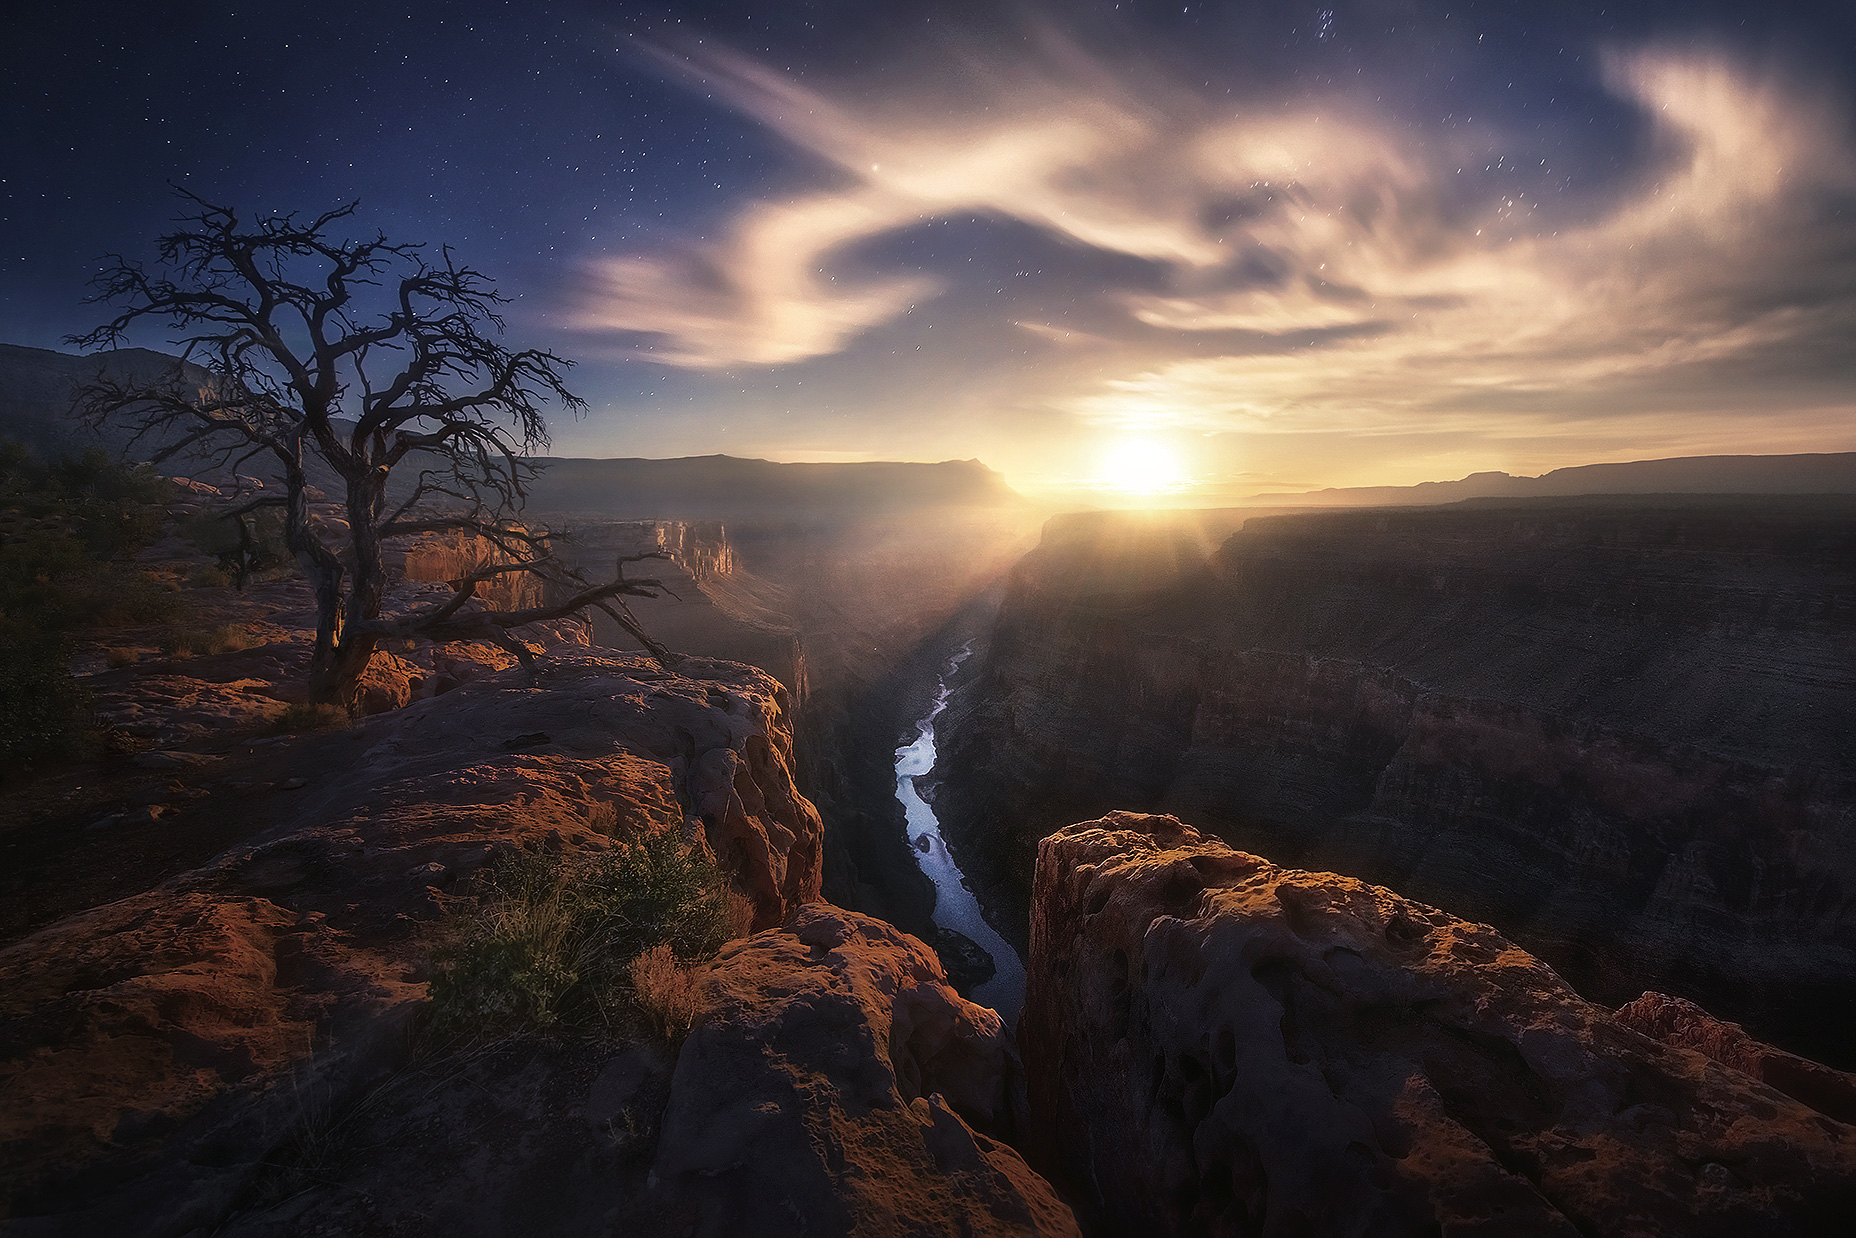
[0,651,822,1235]
[1022,811,1856,1236]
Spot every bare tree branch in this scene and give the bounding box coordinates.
[67,191,665,711]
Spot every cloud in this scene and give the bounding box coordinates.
[575,29,1856,457]
[577,189,937,366]
[573,30,1245,365]
[1066,46,1856,438]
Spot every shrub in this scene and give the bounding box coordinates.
[104,647,140,668]
[188,563,232,589]
[628,944,699,1042]
[1,441,168,559]
[271,702,350,733]
[0,441,180,766]
[426,832,730,1044]
[163,623,253,657]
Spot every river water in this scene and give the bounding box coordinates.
[894,643,1027,1025]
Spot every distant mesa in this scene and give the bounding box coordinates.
[0,342,215,459]
[526,453,1025,521]
[1249,452,1856,506]
[0,342,1024,519]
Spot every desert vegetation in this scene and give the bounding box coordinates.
[425,830,740,1047]
[0,440,178,763]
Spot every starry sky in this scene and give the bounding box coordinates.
[7,1,1856,502]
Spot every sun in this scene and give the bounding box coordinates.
[1097,436,1191,495]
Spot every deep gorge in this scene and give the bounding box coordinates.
[930,497,1856,1067]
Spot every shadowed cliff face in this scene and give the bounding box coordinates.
[551,519,810,700]
[1023,812,1856,1237]
[935,498,1856,1064]
[652,905,1078,1238]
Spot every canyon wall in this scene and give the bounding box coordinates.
[935,498,1856,1063]
[548,518,809,699]
[393,524,547,611]
[1023,812,1856,1235]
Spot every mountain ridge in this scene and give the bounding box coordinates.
[1246,451,1856,506]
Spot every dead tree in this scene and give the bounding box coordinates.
[70,191,668,710]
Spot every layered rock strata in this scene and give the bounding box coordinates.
[0,652,822,1235]
[936,500,1856,1062]
[651,904,1079,1236]
[549,517,808,699]
[1023,812,1856,1236]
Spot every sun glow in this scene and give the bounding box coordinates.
[1097,436,1192,495]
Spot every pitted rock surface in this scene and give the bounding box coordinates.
[0,651,822,1236]
[1022,811,1856,1237]
[1615,991,1856,1126]
[652,904,1079,1237]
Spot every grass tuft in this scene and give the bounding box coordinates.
[628,943,699,1043]
[271,702,351,733]
[425,832,730,1045]
[188,563,233,589]
[163,623,254,657]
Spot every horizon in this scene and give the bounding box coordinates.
[9,2,1856,503]
[10,334,1856,511]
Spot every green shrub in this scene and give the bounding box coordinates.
[426,833,729,1044]
[0,518,181,632]
[188,563,233,589]
[271,702,350,733]
[1,441,168,559]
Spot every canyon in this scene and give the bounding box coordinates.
[6,387,1856,1230]
[934,497,1856,1067]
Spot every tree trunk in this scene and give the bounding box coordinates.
[284,449,352,709]
[311,462,391,713]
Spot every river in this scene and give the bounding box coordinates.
[893,643,1026,1026]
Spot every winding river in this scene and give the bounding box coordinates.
[894,643,1026,1025]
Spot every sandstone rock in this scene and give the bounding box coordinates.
[0,651,823,1234]
[653,904,1078,1237]
[1023,811,1856,1237]
[1616,991,1856,1126]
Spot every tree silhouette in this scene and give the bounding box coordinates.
[70,192,667,709]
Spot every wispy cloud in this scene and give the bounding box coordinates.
[1070,46,1856,440]
[574,28,1856,460]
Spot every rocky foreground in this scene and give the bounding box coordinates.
[0,648,822,1236]
[10,753,1856,1234]
[1023,812,1856,1235]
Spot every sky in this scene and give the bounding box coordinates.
[6,0,1856,503]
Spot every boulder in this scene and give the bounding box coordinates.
[1022,811,1856,1237]
[653,904,1079,1237]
